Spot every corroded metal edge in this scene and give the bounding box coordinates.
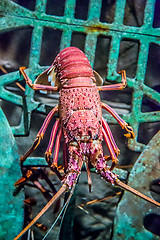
[113,131,160,239]
[0,107,24,240]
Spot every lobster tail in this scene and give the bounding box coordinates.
[54,47,94,81]
[35,47,103,88]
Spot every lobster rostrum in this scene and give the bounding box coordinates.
[14,47,160,239]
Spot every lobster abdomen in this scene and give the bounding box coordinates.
[53,47,95,85]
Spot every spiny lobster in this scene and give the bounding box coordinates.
[14,47,160,239]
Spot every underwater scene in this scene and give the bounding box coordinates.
[0,0,160,239]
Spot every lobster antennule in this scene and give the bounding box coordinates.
[13,185,67,240]
[115,179,160,208]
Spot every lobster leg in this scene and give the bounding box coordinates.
[98,70,127,91]
[20,106,58,164]
[19,67,58,92]
[102,117,120,157]
[45,120,63,180]
[102,127,118,170]
[45,119,60,164]
[51,128,63,168]
[101,102,135,139]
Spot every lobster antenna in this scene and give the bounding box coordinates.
[115,179,160,207]
[14,160,84,240]
[57,185,77,240]
[42,184,76,240]
[14,184,67,240]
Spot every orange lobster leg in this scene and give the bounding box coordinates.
[102,127,118,170]
[45,119,60,163]
[45,120,63,180]
[98,70,127,91]
[51,128,63,168]
[20,106,58,164]
[19,67,58,92]
[101,102,135,138]
[102,117,120,156]
[49,129,63,182]
[38,107,58,139]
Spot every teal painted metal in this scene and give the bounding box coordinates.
[0,107,24,239]
[113,131,160,240]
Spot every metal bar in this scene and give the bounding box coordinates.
[1,13,160,39]
[60,30,72,50]
[0,88,23,106]
[107,33,122,79]
[29,25,44,68]
[136,41,150,83]
[87,0,103,20]
[64,0,76,18]
[35,0,47,13]
[143,0,156,27]
[84,33,98,67]
[114,0,126,25]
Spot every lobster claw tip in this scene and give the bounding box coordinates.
[124,132,135,139]
[14,177,26,186]
[19,66,26,70]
